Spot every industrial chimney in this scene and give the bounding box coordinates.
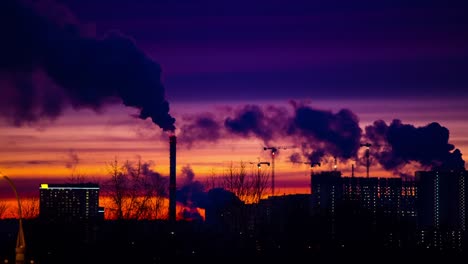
[169,135,177,223]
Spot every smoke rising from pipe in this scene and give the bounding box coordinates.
[182,102,465,174]
[177,165,207,211]
[0,0,175,131]
[181,103,362,163]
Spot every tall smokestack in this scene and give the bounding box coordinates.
[169,135,177,223]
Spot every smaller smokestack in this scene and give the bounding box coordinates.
[351,164,355,178]
[169,135,176,223]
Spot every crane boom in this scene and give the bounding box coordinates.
[263,145,297,196]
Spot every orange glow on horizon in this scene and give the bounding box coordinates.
[0,196,206,221]
[0,99,467,205]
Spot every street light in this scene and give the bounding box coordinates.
[255,162,270,202]
[1,173,26,264]
[257,162,271,169]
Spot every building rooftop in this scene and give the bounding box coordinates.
[39,183,99,189]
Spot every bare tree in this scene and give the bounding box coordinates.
[211,161,270,204]
[204,168,222,191]
[0,200,8,219]
[20,195,39,219]
[106,158,126,220]
[145,165,168,219]
[223,161,253,202]
[68,168,87,184]
[105,157,168,220]
[0,196,39,219]
[122,159,146,219]
[66,149,87,184]
[251,165,270,203]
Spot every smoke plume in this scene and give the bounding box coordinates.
[65,149,80,169]
[290,104,362,163]
[224,104,289,144]
[181,164,196,185]
[289,152,303,164]
[177,165,207,209]
[365,119,465,171]
[0,0,175,130]
[179,113,222,148]
[182,102,465,174]
[306,149,326,164]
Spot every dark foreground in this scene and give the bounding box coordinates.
[0,219,466,264]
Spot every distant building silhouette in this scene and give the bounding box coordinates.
[258,194,311,231]
[416,170,467,230]
[310,170,467,250]
[312,171,417,218]
[342,177,378,213]
[311,171,420,247]
[311,171,342,215]
[341,177,417,218]
[39,183,102,222]
[415,170,467,250]
[205,188,244,232]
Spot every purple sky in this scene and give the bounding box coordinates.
[63,0,468,101]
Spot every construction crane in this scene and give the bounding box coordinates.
[304,162,320,195]
[304,161,321,168]
[304,161,321,177]
[360,143,372,178]
[263,145,296,196]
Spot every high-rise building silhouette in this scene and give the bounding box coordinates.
[415,170,467,250]
[342,177,417,218]
[416,170,467,230]
[313,172,418,221]
[311,171,342,215]
[39,183,101,222]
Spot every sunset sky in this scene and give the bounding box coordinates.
[1,0,468,200]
